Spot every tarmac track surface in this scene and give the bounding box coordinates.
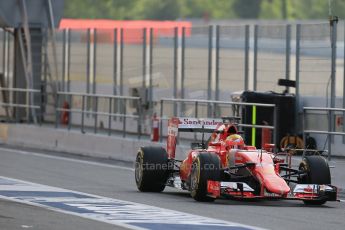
[0,146,344,230]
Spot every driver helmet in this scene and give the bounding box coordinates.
[226,134,244,149]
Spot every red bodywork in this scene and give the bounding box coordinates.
[178,122,289,197]
[167,117,337,201]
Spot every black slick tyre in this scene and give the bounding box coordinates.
[298,155,331,205]
[190,152,221,202]
[135,146,169,192]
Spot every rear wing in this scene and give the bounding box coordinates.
[178,117,223,132]
[166,117,223,159]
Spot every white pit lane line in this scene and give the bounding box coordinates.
[0,147,266,230]
[0,176,266,230]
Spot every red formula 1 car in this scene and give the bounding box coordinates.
[135,117,338,205]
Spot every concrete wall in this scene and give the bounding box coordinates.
[0,123,190,162]
[0,123,343,160]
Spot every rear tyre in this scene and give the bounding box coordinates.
[190,152,221,202]
[298,156,330,205]
[135,146,169,192]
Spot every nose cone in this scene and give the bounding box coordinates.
[255,164,290,195]
[243,152,291,196]
[264,176,291,195]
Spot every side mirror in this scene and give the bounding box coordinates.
[264,143,275,152]
[209,142,221,147]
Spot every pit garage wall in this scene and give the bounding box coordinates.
[0,123,344,160]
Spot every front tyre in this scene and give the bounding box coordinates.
[190,152,221,202]
[135,146,169,192]
[298,155,331,205]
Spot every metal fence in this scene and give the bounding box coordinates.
[94,29,116,95]
[0,20,344,142]
[69,29,89,93]
[0,87,41,123]
[121,28,145,98]
[303,107,345,160]
[216,25,249,101]
[56,91,142,137]
[182,26,211,101]
[39,22,340,110]
[255,24,289,92]
[297,23,332,98]
[150,27,177,102]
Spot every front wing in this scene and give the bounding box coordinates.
[207,181,338,202]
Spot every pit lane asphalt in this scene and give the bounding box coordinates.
[0,199,122,230]
[0,146,344,230]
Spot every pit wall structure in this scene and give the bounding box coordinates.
[0,123,344,161]
[0,123,192,162]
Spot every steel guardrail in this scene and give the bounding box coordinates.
[0,87,42,124]
[56,91,142,137]
[303,106,345,160]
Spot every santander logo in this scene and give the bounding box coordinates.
[180,118,222,126]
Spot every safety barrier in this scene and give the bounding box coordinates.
[159,98,277,147]
[56,92,142,137]
[303,107,345,160]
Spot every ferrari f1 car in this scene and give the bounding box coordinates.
[135,117,338,205]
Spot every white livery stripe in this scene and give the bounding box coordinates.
[0,176,266,230]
